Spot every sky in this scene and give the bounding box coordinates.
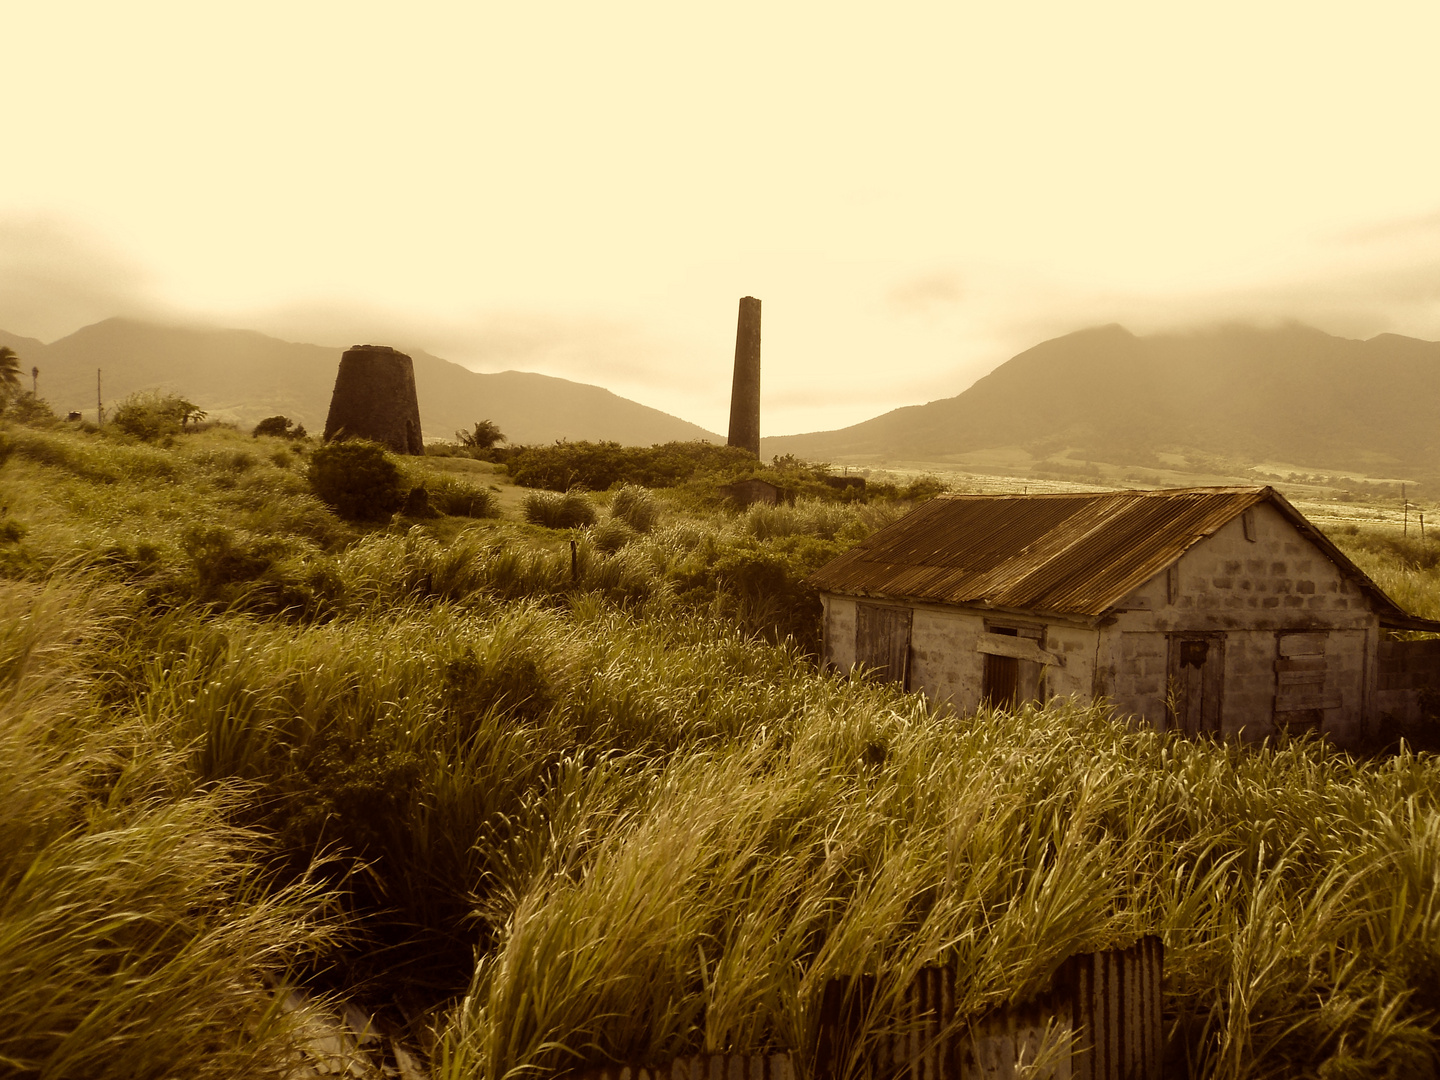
[4,1,1440,436]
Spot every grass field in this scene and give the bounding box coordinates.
[2,420,1439,1080]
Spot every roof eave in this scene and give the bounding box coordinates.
[816,586,1108,626]
[1380,613,1440,634]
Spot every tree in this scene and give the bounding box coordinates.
[0,347,20,400]
[111,391,207,441]
[456,419,505,449]
[252,415,307,439]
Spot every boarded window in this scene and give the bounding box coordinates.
[855,603,912,688]
[1167,632,1225,736]
[981,624,1046,710]
[1275,630,1333,733]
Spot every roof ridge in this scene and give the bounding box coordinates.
[935,485,1271,501]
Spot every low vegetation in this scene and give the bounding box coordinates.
[1,417,1439,1079]
[110,389,207,440]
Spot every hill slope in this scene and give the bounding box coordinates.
[6,318,718,446]
[761,323,1440,478]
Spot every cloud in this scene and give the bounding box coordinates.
[243,300,693,390]
[0,215,163,340]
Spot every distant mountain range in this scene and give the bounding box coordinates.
[5,318,1435,482]
[761,323,1440,481]
[0,318,718,446]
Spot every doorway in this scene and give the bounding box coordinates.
[1167,633,1225,735]
[855,603,912,688]
[981,624,1047,710]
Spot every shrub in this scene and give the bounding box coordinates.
[251,415,307,439]
[508,441,755,491]
[609,485,658,532]
[591,518,638,553]
[427,476,500,518]
[3,393,58,427]
[180,525,285,599]
[110,391,206,441]
[523,490,597,529]
[308,441,405,521]
[899,474,948,501]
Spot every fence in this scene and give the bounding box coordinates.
[814,937,1164,1080]
[571,1054,796,1080]
[568,938,1163,1080]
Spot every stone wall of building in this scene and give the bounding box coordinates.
[821,595,1099,714]
[322,344,424,454]
[821,501,1386,743]
[1101,502,1379,742]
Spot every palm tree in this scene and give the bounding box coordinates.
[0,347,20,397]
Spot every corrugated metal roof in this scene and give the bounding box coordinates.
[809,486,1426,625]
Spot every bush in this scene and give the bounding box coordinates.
[308,441,405,521]
[181,525,286,601]
[2,393,58,427]
[110,391,206,441]
[427,476,499,518]
[523,490,597,529]
[508,441,755,491]
[251,415,307,439]
[609,485,658,532]
[591,518,638,553]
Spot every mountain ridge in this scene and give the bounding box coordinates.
[3,317,719,446]
[760,322,1440,480]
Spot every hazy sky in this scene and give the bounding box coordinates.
[5,2,1440,435]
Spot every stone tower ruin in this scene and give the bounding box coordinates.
[323,344,424,454]
[727,296,761,457]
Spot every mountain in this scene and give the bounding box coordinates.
[4,318,718,446]
[761,323,1440,479]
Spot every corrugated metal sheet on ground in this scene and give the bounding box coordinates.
[808,486,1419,622]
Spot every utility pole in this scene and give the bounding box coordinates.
[30,366,37,397]
[96,369,103,426]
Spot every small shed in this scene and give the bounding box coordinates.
[809,487,1440,744]
[719,478,783,508]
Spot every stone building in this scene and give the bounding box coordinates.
[809,487,1440,744]
[323,345,424,454]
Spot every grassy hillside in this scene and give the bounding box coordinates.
[3,415,1440,1078]
[4,317,719,446]
[762,324,1440,486]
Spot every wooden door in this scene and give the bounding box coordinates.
[1167,633,1225,736]
[1275,631,1331,734]
[982,652,1019,710]
[855,603,912,688]
[981,625,1047,710]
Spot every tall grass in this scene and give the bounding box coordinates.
[6,422,1440,1078]
[438,705,1440,1080]
[0,578,343,1079]
[1331,524,1440,622]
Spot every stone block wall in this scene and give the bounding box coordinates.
[322,344,424,454]
[1375,637,1440,728]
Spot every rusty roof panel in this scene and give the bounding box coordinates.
[809,487,1288,616]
